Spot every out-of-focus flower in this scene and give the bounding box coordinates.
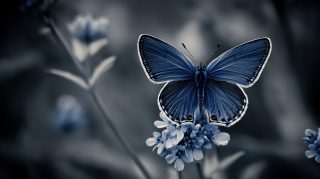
[68,14,108,44]
[146,112,230,171]
[22,0,37,7]
[68,14,109,62]
[304,128,320,163]
[51,95,86,133]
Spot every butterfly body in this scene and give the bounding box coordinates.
[195,64,207,112]
[138,34,271,127]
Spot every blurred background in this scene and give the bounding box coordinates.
[0,0,320,178]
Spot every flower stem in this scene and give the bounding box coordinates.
[196,163,205,179]
[42,14,152,179]
[178,171,183,179]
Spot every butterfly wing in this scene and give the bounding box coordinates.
[158,80,198,123]
[138,34,196,84]
[204,80,248,127]
[206,38,271,87]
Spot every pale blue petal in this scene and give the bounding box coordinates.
[146,138,156,146]
[185,149,194,163]
[213,132,230,146]
[177,130,184,142]
[165,138,174,148]
[315,154,320,163]
[174,159,184,171]
[203,143,212,149]
[153,132,161,138]
[305,150,317,158]
[309,144,316,150]
[305,129,315,136]
[160,111,171,122]
[166,154,177,164]
[154,120,169,128]
[193,149,204,161]
[157,143,165,155]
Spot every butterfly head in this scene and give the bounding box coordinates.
[196,62,206,71]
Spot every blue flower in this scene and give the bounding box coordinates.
[146,112,230,171]
[51,95,86,133]
[68,14,108,44]
[165,145,193,171]
[303,128,318,144]
[304,128,320,163]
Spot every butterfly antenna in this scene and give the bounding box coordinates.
[182,43,194,59]
[208,43,222,60]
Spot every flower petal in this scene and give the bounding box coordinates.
[174,159,184,171]
[305,150,317,158]
[203,143,212,149]
[157,143,165,155]
[193,149,204,161]
[214,132,230,146]
[146,138,156,146]
[305,129,315,137]
[154,120,169,128]
[165,138,174,148]
[315,154,320,163]
[185,149,194,163]
[166,154,177,164]
[177,130,184,142]
[160,111,171,122]
[309,144,316,150]
[153,132,161,138]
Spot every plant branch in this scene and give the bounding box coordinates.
[41,14,151,179]
[196,163,205,179]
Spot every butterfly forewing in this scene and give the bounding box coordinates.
[138,35,195,84]
[206,38,271,88]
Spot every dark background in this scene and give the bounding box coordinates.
[0,0,320,178]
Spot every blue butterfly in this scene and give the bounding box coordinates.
[138,34,271,127]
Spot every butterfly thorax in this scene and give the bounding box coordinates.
[195,65,207,111]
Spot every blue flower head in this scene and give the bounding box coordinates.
[304,128,320,163]
[19,0,38,10]
[146,112,230,171]
[69,14,108,44]
[51,95,86,133]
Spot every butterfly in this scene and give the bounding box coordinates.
[137,34,271,127]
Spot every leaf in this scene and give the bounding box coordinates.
[167,168,179,179]
[239,161,266,179]
[204,152,219,176]
[89,39,108,56]
[89,56,116,86]
[39,27,51,35]
[47,69,88,89]
[219,151,245,171]
[71,38,89,62]
[207,151,245,176]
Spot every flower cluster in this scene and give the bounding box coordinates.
[303,128,320,163]
[146,112,230,171]
[68,14,108,44]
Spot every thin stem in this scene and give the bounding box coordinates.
[178,171,183,179]
[196,163,205,179]
[42,15,151,179]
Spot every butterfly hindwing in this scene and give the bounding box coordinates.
[158,80,198,123]
[138,35,195,84]
[204,80,248,127]
[206,38,271,87]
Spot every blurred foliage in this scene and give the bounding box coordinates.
[0,0,320,178]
